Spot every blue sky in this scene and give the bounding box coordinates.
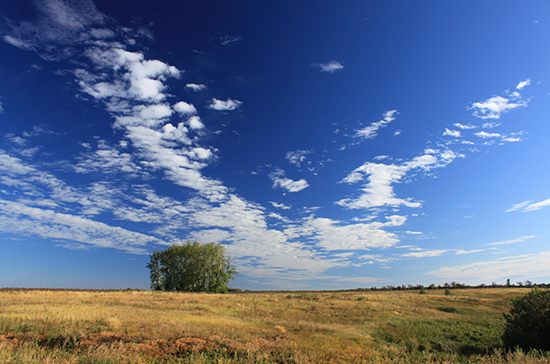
[1,0,549,290]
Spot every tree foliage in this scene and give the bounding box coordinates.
[146,241,237,293]
[502,288,550,352]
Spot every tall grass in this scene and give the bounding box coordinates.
[0,288,548,363]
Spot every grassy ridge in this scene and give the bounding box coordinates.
[0,288,548,363]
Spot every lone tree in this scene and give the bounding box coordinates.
[502,287,550,352]
[147,241,237,293]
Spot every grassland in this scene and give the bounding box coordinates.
[0,288,548,363]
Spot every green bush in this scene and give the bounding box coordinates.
[502,288,550,351]
[438,306,459,313]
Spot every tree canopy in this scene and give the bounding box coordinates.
[146,241,237,293]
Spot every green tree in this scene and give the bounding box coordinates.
[147,241,238,293]
[502,288,550,352]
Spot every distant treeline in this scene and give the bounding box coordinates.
[351,280,550,291]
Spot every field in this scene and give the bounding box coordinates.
[0,288,549,363]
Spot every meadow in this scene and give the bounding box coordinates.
[0,288,548,363]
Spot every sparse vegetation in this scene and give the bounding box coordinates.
[1,288,549,363]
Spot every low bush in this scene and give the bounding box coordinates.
[502,288,550,352]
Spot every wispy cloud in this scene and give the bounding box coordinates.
[207,98,242,111]
[312,60,344,73]
[523,198,550,212]
[185,83,207,92]
[220,35,242,46]
[487,235,537,246]
[516,78,531,90]
[455,248,496,255]
[428,251,550,283]
[269,169,309,193]
[270,201,291,210]
[454,123,477,130]
[356,110,398,139]
[402,249,448,258]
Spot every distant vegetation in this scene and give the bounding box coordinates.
[147,241,237,293]
[1,288,549,363]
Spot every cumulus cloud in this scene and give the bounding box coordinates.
[207,98,242,111]
[443,128,461,137]
[470,95,527,120]
[174,101,197,115]
[312,61,344,73]
[356,110,397,139]
[294,215,404,251]
[337,149,461,209]
[269,169,309,193]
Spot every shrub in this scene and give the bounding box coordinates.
[445,288,452,296]
[438,306,459,313]
[502,288,550,352]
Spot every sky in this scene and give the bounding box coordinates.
[0,0,549,290]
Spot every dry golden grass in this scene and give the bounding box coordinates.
[0,288,548,363]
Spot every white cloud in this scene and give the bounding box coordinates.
[454,123,477,130]
[402,249,448,258]
[337,149,461,209]
[187,116,205,130]
[427,251,550,284]
[505,200,533,212]
[516,79,531,90]
[470,95,527,119]
[286,150,312,167]
[524,198,550,212]
[482,122,501,129]
[74,140,144,176]
[185,83,207,92]
[356,110,398,139]
[270,201,291,210]
[487,235,537,246]
[443,128,461,137]
[0,199,159,254]
[207,98,242,111]
[174,101,197,115]
[455,248,496,255]
[312,61,344,73]
[269,169,309,193]
[291,215,404,251]
[475,131,501,138]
